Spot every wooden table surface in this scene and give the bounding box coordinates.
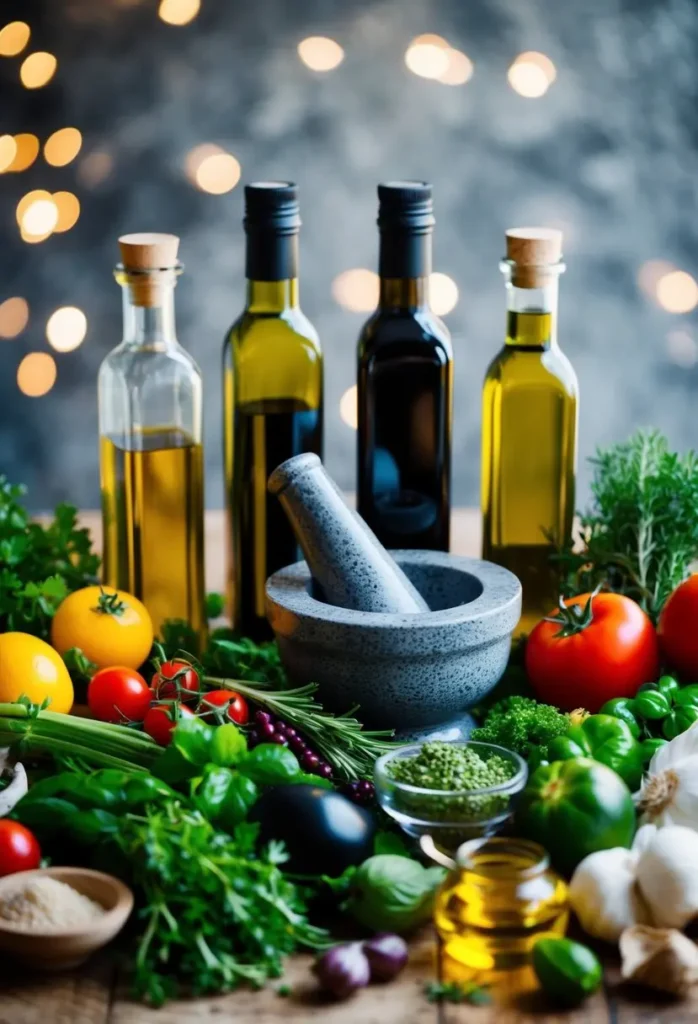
[7,510,697,1023]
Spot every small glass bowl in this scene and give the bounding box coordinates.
[374,741,528,851]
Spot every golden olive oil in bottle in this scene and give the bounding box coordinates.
[99,234,206,642]
[481,228,578,634]
[223,183,323,640]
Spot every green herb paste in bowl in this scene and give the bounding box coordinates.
[374,740,527,850]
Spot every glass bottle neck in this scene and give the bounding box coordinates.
[504,276,560,350]
[246,278,299,313]
[121,287,177,348]
[379,277,429,311]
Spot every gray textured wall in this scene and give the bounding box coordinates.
[1,0,698,511]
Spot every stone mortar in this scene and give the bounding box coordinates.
[266,550,522,732]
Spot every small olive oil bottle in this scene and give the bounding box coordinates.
[99,233,206,642]
[481,228,578,633]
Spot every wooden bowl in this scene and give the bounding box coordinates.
[0,866,133,970]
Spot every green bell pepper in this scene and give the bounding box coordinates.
[633,689,671,721]
[655,675,681,703]
[639,737,667,764]
[516,758,636,876]
[674,685,698,710]
[662,705,698,740]
[598,698,640,738]
[547,714,644,791]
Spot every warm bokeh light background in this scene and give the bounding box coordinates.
[1,0,697,510]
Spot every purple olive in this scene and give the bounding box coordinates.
[362,933,408,982]
[312,942,370,999]
[274,721,288,737]
[271,735,289,746]
[317,763,333,779]
[254,710,272,726]
[259,720,275,738]
[290,736,306,755]
[284,727,298,740]
[303,753,320,771]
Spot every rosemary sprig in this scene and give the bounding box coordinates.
[204,674,397,780]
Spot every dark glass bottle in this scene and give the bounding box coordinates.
[223,183,323,639]
[357,182,453,551]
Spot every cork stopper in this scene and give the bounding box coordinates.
[118,233,180,306]
[505,227,563,288]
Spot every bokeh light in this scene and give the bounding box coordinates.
[77,150,113,187]
[0,21,30,57]
[44,128,82,167]
[332,269,380,313]
[405,35,451,80]
[439,49,474,86]
[17,352,57,397]
[52,192,81,233]
[638,259,675,299]
[16,190,52,226]
[0,135,17,173]
[339,385,358,430]
[430,272,459,315]
[158,0,200,25]
[194,151,241,194]
[22,198,59,237]
[656,270,698,314]
[666,329,698,368]
[5,134,39,172]
[508,51,557,98]
[297,37,344,72]
[46,307,88,352]
[0,298,29,339]
[20,52,57,89]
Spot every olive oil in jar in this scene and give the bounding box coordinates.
[98,233,206,643]
[101,429,205,639]
[481,229,578,633]
[434,838,568,982]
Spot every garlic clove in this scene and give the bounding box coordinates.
[632,824,657,854]
[569,847,650,943]
[635,825,698,930]
[620,925,698,996]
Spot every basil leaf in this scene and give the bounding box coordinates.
[151,744,198,784]
[123,774,176,807]
[239,744,301,785]
[195,766,236,821]
[171,716,215,765]
[210,722,247,767]
[219,773,259,830]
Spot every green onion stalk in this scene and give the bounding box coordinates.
[0,703,160,771]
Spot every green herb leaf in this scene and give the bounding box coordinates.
[239,744,302,785]
[209,722,247,767]
[424,980,491,1005]
[171,716,216,766]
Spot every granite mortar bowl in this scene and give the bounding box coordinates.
[266,550,522,732]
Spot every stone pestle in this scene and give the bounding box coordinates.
[267,453,430,614]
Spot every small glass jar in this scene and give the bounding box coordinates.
[434,836,568,982]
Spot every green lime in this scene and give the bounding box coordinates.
[532,937,602,1008]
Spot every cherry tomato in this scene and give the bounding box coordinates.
[659,575,698,679]
[526,591,659,713]
[200,689,249,725]
[88,666,152,723]
[0,820,41,877]
[152,659,201,703]
[143,703,195,746]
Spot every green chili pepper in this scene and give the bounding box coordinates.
[655,675,680,703]
[598,698,640,738]
[663,705,698,740]
[633,690,671,721]
[675,685,698,710]
[547,715,644,791]
[639,737,667,764]
[533,937,603,1008]
[636,682,659,695]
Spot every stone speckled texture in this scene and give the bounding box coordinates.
[269,453,429,614]
[266,550,521,729]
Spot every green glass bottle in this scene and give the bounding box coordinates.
[223,183,323,639]
[481,228,578,634]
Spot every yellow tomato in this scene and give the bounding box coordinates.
[0,632,74,713]
[51,586,154,670]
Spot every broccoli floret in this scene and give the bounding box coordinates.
[471,696,569,762]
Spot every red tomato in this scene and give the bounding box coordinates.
[143,702,195,746]
[200,689,249,725]
[0,820,41,877]
[658,575,698,679]
[526,592,660,712]
[152,660,201,703]
[88,666,152,723]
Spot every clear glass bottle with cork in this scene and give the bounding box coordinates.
[481,228,578,634]
[98,232,206,642]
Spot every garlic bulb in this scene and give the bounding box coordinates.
[569,847,651,942]
[637,721,698,829]
[620,925,698,996]
[635,824,698,929]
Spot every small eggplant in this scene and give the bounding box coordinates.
[362,933,409,982]
[313,942,370,999]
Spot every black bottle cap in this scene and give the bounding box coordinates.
[377,181,434,232]
[244,181,301,234]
